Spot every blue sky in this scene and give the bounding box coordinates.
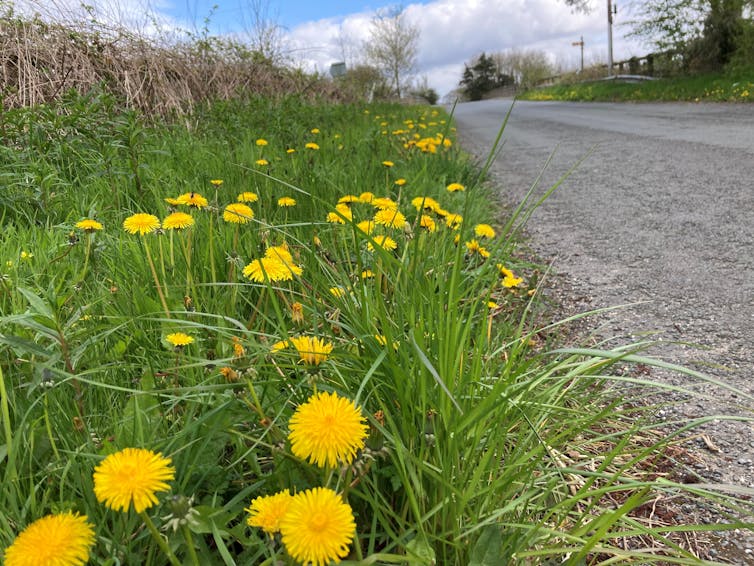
[23,1,646,97]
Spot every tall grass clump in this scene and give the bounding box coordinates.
[0,93,752,565]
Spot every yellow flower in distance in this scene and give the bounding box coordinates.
[243,257,300,282]
[445,213,463,229]
[246,491,292,535]
[255,158,269,166]
[255,138,268,146]
[474,223,496,239]
[310,128,320,134]
[93,447,175,513]
[288,390,367,467]
[278,197,297,207]
[411,196,441,212]
[166,332,194,347]
[280,487,356,566]
[356,220,375,235]
[337,194,360,205]
[446,182,465,192]
[223,203,254,224]
[75,219,103,233]
[4,512,95,566]
[367,235,397,252]
[162,212,194,230]
[373,208,406,229]
[176,192,208,208]
[497,264,524,288]
[289,336,333,366]
[419,214,437,232]
[123,213,160,235]
[465,239,490,259]
[210,179,223,186]
[305,142,320,150]
[237,191,259,203]
[326,204,352,224]
[381,160,394,167]
[394,178,407,186]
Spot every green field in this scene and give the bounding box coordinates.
[1,91,751,565]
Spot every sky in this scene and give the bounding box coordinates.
[19,1,649,97]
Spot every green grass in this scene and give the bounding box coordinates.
[0,90,752,565]
[519,71,754,103]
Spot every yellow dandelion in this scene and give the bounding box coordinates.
[232,336,245,358]
[360,269,374,279]
[465,239,490,259]
[326,204,352,224]
[288,390,367,467]
[3,512,95,566]
[176,192,208,208]
[256,138,268,146]
[356,220,375,235]
[280,487,355,566]
[310,128,320,134]
[358,191,375,204]
[246,491,292,535]
[210,179,223,186]
[411,196,441,212]
[381,160,394,167]
[367,235,397,252]
[446,182,465,192]
[255,158,269,166]
[474,223,496,238]
[394,178,407,186]
[223,203,254,224]
[371,197,398,210]
[237,191,259,203]
[220,366,239,382]
[75,219,103,233]
[243,257,300,282]
[278,197,297,207]
[93,447,175,513]
[264,244,294,264]
[20,251,34,261]
[165,332,194,347]
[413,214,434,233]
[487,301,499,309]
[305,142,320,150]
[337,194,360,205]
[123,213,160,235]
[271,339,290,352]
[164,196,182,205]
[373,209,406,229]
[329,286,346,298]
[286,148,296,154]
[497,264,524,288]
[445,213,463,229]
[289,336,333,366]
[162,212,194,230]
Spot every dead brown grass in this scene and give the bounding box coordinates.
[0,11,343,115]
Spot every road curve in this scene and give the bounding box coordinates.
[453,100,754,489]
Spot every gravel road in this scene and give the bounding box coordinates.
[454,99,754,558]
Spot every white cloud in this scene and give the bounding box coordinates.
[285,0,647,97]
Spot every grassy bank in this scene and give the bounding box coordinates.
[519,72,754,103]
[0,92,751,565]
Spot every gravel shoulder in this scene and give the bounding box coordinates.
[454,99,754,559]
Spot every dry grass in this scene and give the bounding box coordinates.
[0,9,342,115]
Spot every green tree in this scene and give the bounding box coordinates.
[459,52,513,101]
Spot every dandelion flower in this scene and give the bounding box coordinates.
[394,178,407,186]
[162,212,194,230]
[326,204,352,224]
[337,194,360,205]
[256,138,268,146]
[232,336,245,358]
[419,215,437,232]
[310,128,320,134]
[446,182,465,192]
[358,191,375,204]
[123,213,160,235]
[465,239,490,259]
[289,336,334,366]
[373,209,406,229]
[264,244,294,265]
[75,219,103,233]
[3,512,95,566]
[256,158,269,166]
[381,160,394,168]
[271,339,290,352]
[176,192,208,208]
[243,257,300,282]
[498,264,523,288]
[286,148,296,154]
[278,197,297,207]
[210,179,223,186]
[445,213,463,229]
[411,196,441,213]
[93,447,175,513]
[223,203,254,224]
[290,301,305,324]
[360,269,374,279]
[237,192,259,203]
[288,390,367,467]
[329,286,346,299]
[356,220,375,235]
[367,235,397,252]
[280,487,356,566]
[166,332,194,347]
[305,142,320,150]
[474,223,496,239]
[20,251,34,261]
[371,197,398,210]
[246,491,292,535]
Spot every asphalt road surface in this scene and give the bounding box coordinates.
[453,99,754,542]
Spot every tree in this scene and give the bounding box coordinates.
[459,52,514,100]
[364,7,419,98]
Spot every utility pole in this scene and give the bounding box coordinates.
[572,36,584,73]
[607,0,615,77]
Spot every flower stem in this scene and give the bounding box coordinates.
[181,524,201,566]
[143,238,171,319]
[140,511,181,566]
[0,363,15,479]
